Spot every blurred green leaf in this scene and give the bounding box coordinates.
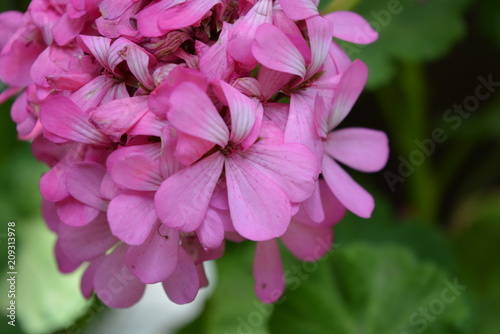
[269,243,471,334]
[15,219,91,334]
[176,242,272,334]
[479,0,500,48]
[451,191,500,334]
[340,0,471,88]
[320,0,361,12]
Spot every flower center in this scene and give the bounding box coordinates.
[220,144,242,156]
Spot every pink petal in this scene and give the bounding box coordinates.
[155,152,224,232]
[196,207,225,250]
[162,247,200,304]
[200,22,234,81]
[328,59,368,130]
[90,96,149,141]
[70,75,117,111]
[108,191,158,245]
[228,0,273,65]
[158,0,221,32]
[281,220,332,261]
[55,240,83,273]
[300,181,325,223]
[40,166,70,202]
[253,239,285,303]
[57,196,100,227]
[220,80,257,144]
[126,227,180,283]
[322,156,374,218]
[326,11,378,44]
[78,35,111,70]
[99,0,136,19]
[52,12,86,46]
[319,179,347,227]
[305,15,334,79]
[252,23,306,78]
[240,101,264,151]
[257,66,294,100]
[40,95,111,145]
[225,155,291,241]
[65,162,107,211]
[285,93,324,163]
[278,0,318,21]
[42,199,61,232]
[94,244,146,308]
[174,132,215,166]
[136,0,183,37]
[0,11,23,51]
[109,153,162,191]
[244,141,319,203]
[58,213,118,262]
[263,103,289,131]
[324,127,389,172]
[168,82,229,147]
[81,257,104,299]
[123,44,156,90]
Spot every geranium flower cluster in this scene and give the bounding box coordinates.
[0,0,388,307]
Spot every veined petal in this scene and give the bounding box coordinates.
[66,162,107,211]
[57,197,100,227]
[305,15,334,80]
[123,44,156,90]
[155,152,224,232]
[225,155,291,241]
[70,75,117,111]
[162,247,200,304]
[108,191,158,246]
[109,153,163,191]
[257,66,294,100]
[158,0,221,31]
[322,156,374,218]
[200,22,234,81]
[253,23,306,78]
[244,141,319,203]
[281,220,332,261]
[324,127,389,172]
[220,80,257,144]
[126,227,180,284]
[228,0,273,65]
[168,82,229,147]
[326,11,378,44]
[328,59,368,130]
[196,207,225,250]
[279,0,318,21]
[253,239,285,303]
[40,95,110,146]
[174,132,216,166]
[90,96,149,141]
[78,35,111,70]
[94,244,146,308]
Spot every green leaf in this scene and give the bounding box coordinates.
[13,219,91,334]
[176,242,272,334]
[269,243,472,334]
[479,0,500,48]
[320,0,361,12]
[339,0,472,88]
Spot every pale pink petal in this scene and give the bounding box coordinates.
[40,96,111,146]
[90,96,149,141]
[136,0,183,37]
[99,0,136,19]
[100,173,122,201]
[328,59,368,130]
[58,213,118,262]
[162,247,200,304]
[66,162,107,211]
[278,0,318,21]
[301,181,325,223]
[196,207,225,250]
[253,239,285,303]
[326,11,378,44]
[228,0,273,65]
[272,10,311,64]
[126,227,180,283]
[324,127,389,172]
[40,166,70,202]
[42,199,61,232]
[155,152,224,232]
[244,141,319,203]
[285,93,324,163]
[70,75,118,111]
[109,154,162,191]
[319,179,347,227]
[158,0,221,32]
[220,80,257,144]
[240,101,264,151]
[257,66,294,100]
[108,191,158,245]
[123,44,156,90]
[57,196,100,226]
[174,132,215,166]
[94,244,146,308]
[52,13,85,46]
[281,220,332,261]
[200,22,234,81]
[322,156,374,218]
[78,35,111,69]
[252,23,306,78]
[127,111,168,138]
[225,155,291,241]
[0,11,23,51]
[305,15,334,79]
[263,103,289,131]
[168,82,229,147]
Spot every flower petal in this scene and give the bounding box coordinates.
[196,207,225,250]
[326,11,378,44]
[158,0,221,32]
[281,219,333,261]
[324,127,389,172]
[155,152,224,232]
[253,239,285,303]
[162,247,200,304]
[126,227,180,283]
[57,196,100,227]
[225,155,291,241]
[322,156,374,218]
[278,0,318,21]
[66,162,107,211]
[305,15,334,79]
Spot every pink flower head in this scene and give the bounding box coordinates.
[1,0,388,307]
